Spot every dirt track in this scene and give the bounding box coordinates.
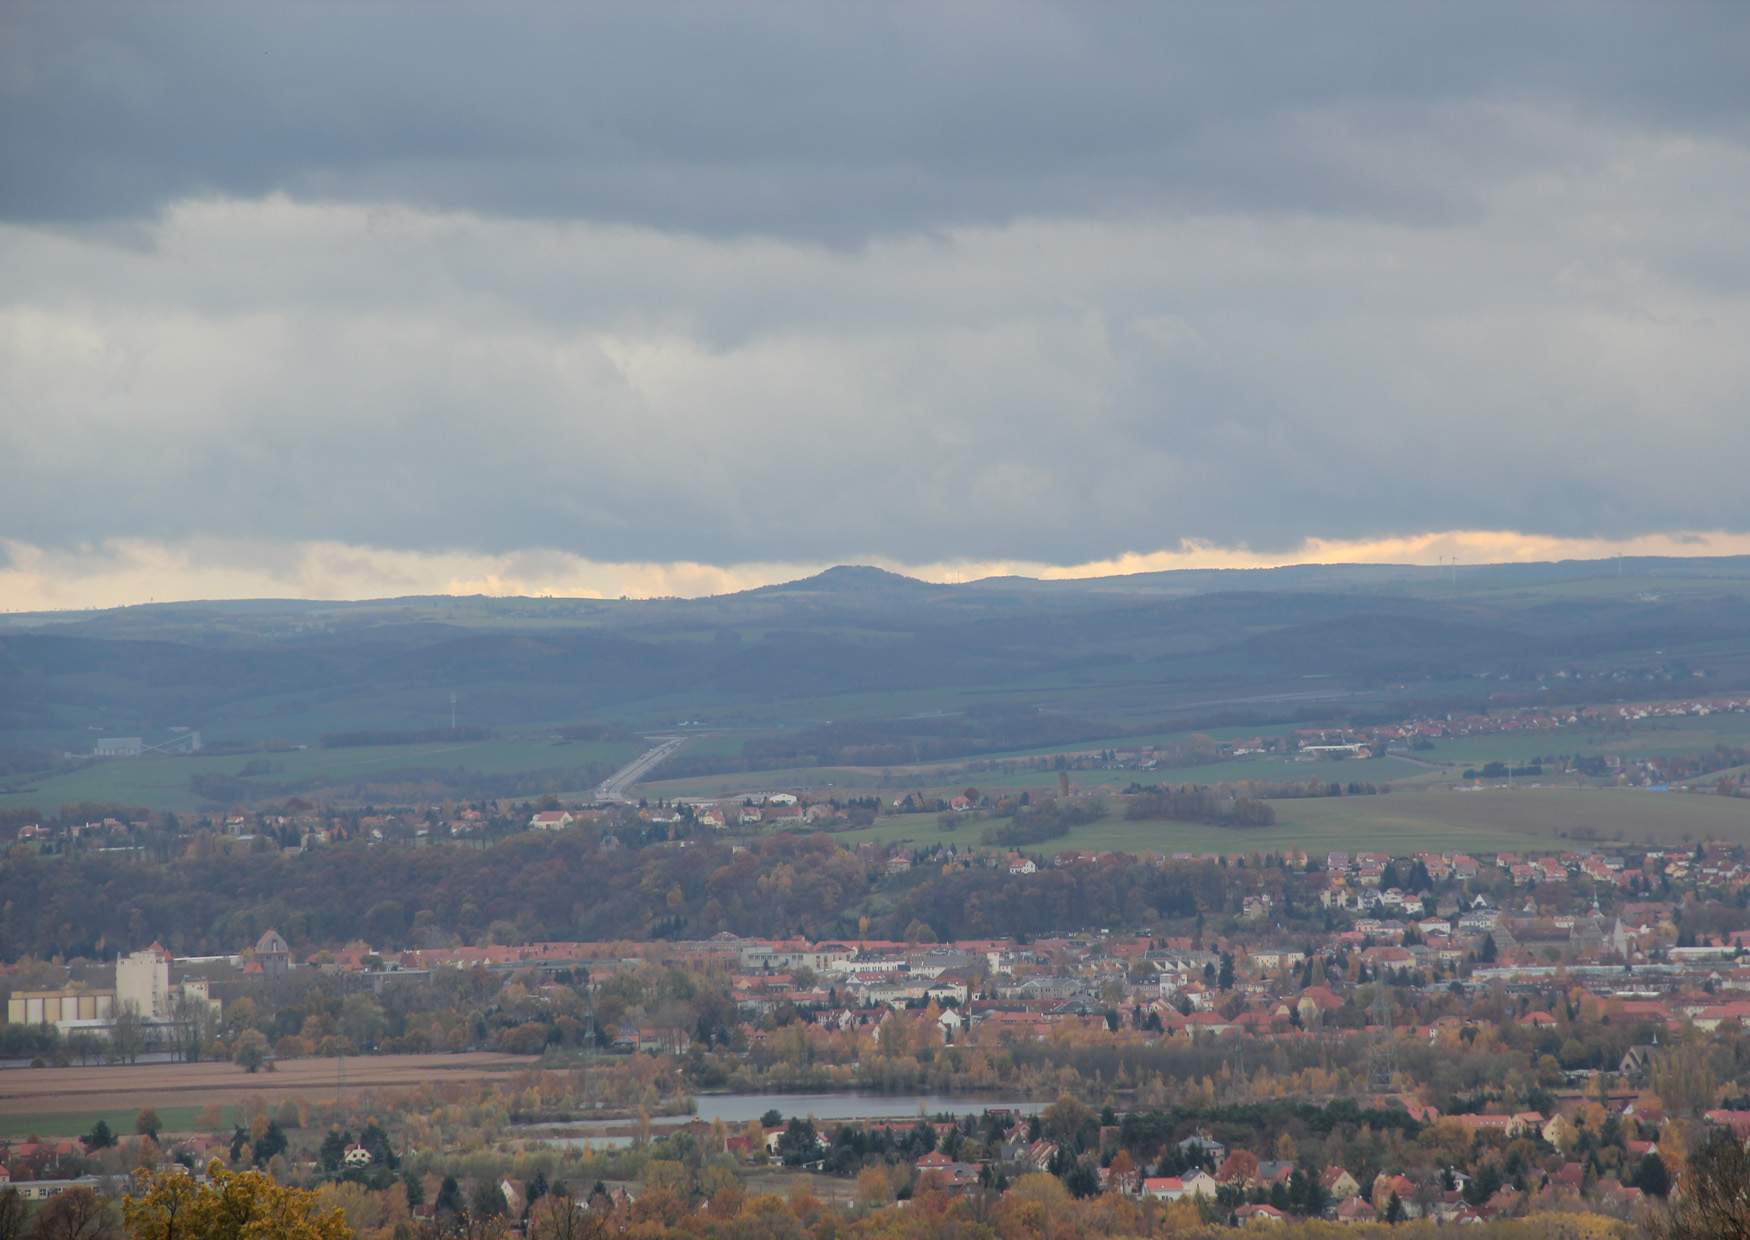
[0,1052,537,1116]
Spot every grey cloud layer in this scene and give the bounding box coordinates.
[6,3,1748,239]
[2,4,1749,567]
[4,185,1747,565]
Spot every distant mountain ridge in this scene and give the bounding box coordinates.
[749,564,943,594]
[3,553,1749,755]
[8,553,1750,625]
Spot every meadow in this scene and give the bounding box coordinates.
[641,751,1439,802]
[812,786,1750,857]
[0,1105,215,1141]
[638,711,1750,805]
[0,737,644,815]
[1406,712,1750,770]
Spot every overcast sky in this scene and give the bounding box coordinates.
[4,3,1750,607]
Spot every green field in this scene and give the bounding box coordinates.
[638,750,1438,802]
[812,786,1750,857]
[637,712,1750,805]
[0,1105,223,1140]
[938,722,1329,762]
[0,737,644,814]
[959,753,1436,791]
[638,766,882,800]
[1409,713,1750,770]
[1269,787,1750,850]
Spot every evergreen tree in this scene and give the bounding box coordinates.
[470,1180,506,1220]
[253,1121,287,1167]
[435,1175,464,1219]
[1063,1159,1101,1198]
[318,1128,351,1174]
[525,1170,549,1215]
[1631,1151,1671,1198]
[82,1119,116,1152]
[359,1120,398,1169]
[1385,1192,1404,1224]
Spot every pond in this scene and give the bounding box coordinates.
[687,1092,1043,1126]
[518,1091,1044,1144]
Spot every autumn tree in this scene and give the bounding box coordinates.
[125,1160,350,1240]
[1040,1094,1096,1147]
[233,1029,270,1073]
[855,1165,895,1210]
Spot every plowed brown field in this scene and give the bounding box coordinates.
[0,1052,537,1116]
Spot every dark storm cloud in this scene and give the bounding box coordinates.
[4,2,1747,241]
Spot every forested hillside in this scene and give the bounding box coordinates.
[5,556,1750,758]
[0,832,1234,959]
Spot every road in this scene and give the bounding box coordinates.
[596,736,686,802]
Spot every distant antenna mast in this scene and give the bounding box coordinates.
[1370,985,1396,1091]
[450,690,458,734]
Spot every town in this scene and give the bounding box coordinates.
[5,826,1750,1235]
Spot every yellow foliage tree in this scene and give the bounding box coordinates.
[125,1160,350,1239]
[855,1164,896,1209]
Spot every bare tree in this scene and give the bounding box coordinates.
[30,1187,118,1240]
[527,1195,609,1240]
[107,1003,146,1065]
[168,993,214,1063]
[1650,1130,1750,1240]
[0,1188,27,1240]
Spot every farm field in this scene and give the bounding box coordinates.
[0,1104,212,1140]
[1409,713,1750,770]
[945,753,1437,791]
[814,786,1750,857]
[635,712,1750,804]
[943,722,1324,762]
[1269,786,1750,847]
[0,738,644,814]
[813,806,1549,857]
[0,1053,538,1135]
[638,766,893,800]
[1407,710,1750,769]
[638,751,1436,802]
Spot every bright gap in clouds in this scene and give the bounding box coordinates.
[4,530,1750,612]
